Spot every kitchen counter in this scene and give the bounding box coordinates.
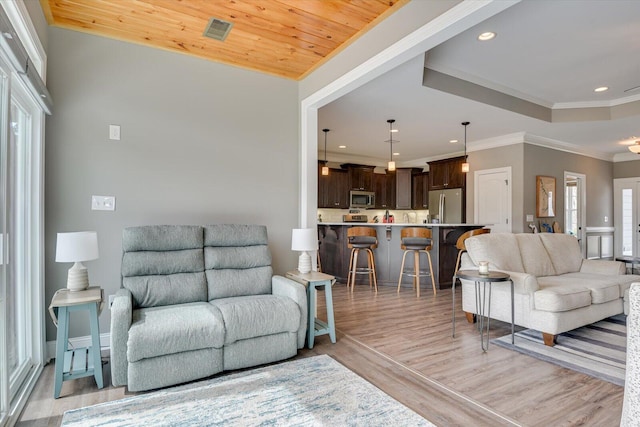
[319,222,478,226]
[318,223,488,289]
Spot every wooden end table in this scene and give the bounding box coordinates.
[48,286,104,398]
[453,270,513,351]
[286,270,336,349]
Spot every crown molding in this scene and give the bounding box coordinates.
[553,93,640,109]
[522,133,613,161]
[613,151,640,163]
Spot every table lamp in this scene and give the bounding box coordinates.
[55,231,99,292]
[291,228,317,274]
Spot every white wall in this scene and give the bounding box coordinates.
[44,28,299,340]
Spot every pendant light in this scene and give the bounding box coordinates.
[387,119,396,172]
[461,121,470,173]
[321,128,330,176]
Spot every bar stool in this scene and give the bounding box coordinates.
[454,228,491,274]
[397,227,436,297]
[347,227,378,292]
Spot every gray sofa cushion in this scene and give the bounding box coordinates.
[206,266,273,300]
[123,272,208,308]
[204,224,273,299]
[204,224,268,247]
[210,295,301,344]
[127,302,225,363]
[123,225,203,252]
[122,225,206,308]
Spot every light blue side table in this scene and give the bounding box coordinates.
[286,270,336,348]
[48,286,104,398]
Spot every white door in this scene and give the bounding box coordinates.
[474,167,512,233]
[614,178,640,257]
[564,172,586,256]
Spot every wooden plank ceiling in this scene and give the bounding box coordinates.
[40,0,407,80]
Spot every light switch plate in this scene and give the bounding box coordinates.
[109,124,120,141]
[92,195,116,211]
[526,214,534,222]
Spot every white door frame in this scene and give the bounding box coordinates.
[473,166,512,232]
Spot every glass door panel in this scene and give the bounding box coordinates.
[6,95,31,395]
[0,60,8,423]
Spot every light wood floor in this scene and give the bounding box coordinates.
[17,283,623,426]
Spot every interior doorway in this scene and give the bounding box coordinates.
[564,172,586,256]
[614,177,640,258]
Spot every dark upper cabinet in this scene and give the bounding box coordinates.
[412,172,429,210]
[428,156,467,190]
[344,164,374,191]
[374,172,395,209]
[318,163,349,208]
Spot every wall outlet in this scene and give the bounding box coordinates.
[604,216,609,223]
[109,294,116,308]
[92,195,116,211]
[526,214,534,222]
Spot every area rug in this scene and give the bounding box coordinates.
[492,315,626,386]
[61,355,434,426]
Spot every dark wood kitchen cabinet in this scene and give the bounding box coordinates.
[412,172,429,210]
[374,172,395,209]
[428,156,467,190]
[395,168,413,209]
[344,164,374,191]
[318,163,348,208]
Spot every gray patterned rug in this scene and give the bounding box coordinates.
[492,315,626,386]
[61,355,434,426]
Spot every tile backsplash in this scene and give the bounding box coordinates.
[317,208,430,224]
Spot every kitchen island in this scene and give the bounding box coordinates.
[318,223,487,289]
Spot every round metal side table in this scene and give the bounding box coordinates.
[453,270,513,351]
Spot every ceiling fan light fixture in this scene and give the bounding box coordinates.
[629,141,640,154]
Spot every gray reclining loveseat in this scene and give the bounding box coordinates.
[110,224,307,391]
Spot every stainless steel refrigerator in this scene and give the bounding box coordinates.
[428,188,463,224]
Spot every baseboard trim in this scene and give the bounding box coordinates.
[46,332,111,363]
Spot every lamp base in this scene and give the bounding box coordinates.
[297,252,311,274]
[67,262,90,292]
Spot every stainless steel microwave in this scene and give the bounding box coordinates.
[350,190,375,208]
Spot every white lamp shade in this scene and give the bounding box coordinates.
[56,231,99,263]
[291,228,317,251]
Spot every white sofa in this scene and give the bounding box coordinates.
[621,283,639,426]
[460,233,640,346]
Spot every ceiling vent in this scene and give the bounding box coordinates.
[203,18,233,41]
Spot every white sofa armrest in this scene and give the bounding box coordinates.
[580,259,626,275]
[621,283,640,426]
[272,275,308,349]
[110,288,132,387]
[501,270,540,294]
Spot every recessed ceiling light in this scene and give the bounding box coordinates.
[594,86,609,92]
[449,139,458,144]
[478,32,496,41]
[393,152,400,156]
[338,145,346,149]
[390,129,399,133]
